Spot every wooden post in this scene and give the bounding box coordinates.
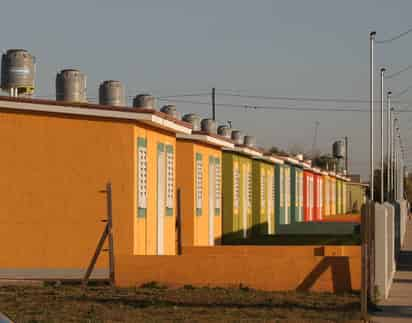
[83,182,114,286]
[176,188,182,255]
[107,183,115,285]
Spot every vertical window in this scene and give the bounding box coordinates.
[137,137,147,217]
[247,165,252,211]
[260,170,265,210]
[196,152,203,216]
[280,168,284,207]
[234,163,240,210]
[166,145,174,216]
[215,157,221,216]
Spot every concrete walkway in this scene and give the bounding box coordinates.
[372,218,412,322]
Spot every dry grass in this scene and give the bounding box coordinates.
[0,282,361,322]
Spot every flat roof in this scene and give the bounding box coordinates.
[0,96,192,135]
[177,131,234,149]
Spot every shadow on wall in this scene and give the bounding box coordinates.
[296,256,352,293]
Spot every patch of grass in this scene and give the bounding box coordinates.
[140,281,168,289]
[0,284,361,322]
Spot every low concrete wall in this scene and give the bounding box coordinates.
[276,222,359,235]
[115,245,361,293]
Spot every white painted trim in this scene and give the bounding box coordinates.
[224,146,263,158]
[257,155,284,165]
[0,99,191,134]
[177,133,234,148]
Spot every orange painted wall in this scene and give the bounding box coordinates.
[0,109,177,275]
[176,140,222,247]
[116,245,361,293]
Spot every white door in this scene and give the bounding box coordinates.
[157,143,165,255]
[208,158,215,245]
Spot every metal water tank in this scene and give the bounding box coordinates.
[99,80,125,106]
[133,94,156,109]
[217,125,232,138]
[1,49,35,95]
[201,118,217,134]
[160,105,178,118]
[56,69,87,102]
[244,135,256,147]
[231,130,244,145]
[182,113,201,131]
[332,140,345,159]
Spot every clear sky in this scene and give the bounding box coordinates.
[1,0,412,179]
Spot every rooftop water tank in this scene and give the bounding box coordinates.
[217,125,232,139]
[133,94,156,109]
[99,80,125,106]
[244,135,256,147]
[182,113,201,131]
[231,130,244,145]
[160,105,179,118]
[1,49,35,95]
[56,69,87,102]
[201,118,217,134]
[332,140,345,159]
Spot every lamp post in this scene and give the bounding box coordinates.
[387,92,392,201]
[370,31,376,201]
[380,68,385,203]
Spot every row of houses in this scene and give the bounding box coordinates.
[0,95,366,283]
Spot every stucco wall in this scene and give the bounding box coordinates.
[115,245,361,293]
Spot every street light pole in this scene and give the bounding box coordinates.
[380,68,385,203]
[387,92,392,201]
[370,32,376,201]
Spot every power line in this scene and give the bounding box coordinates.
[385,64,412,80]
[215,91,410,105]
[376,26,412,44]
[158,98,412,113]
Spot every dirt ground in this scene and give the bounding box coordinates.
[0,282,362,322]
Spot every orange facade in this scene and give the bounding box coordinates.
[0,97,189,279]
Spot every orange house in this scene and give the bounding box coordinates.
[176,131,234,247]
[0,96,191,280]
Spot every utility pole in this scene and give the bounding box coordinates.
[380,68,385,203]
[344,136,349,174]
[370,31,376,201]
[212,87,216,120]
[312,121,320,157]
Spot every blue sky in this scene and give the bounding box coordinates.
[1,0,412,178]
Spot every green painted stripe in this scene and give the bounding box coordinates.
[137,137,147,147]
[137,208,146,218]
[166,207,173,216]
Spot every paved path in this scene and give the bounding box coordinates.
[372,218,412,322]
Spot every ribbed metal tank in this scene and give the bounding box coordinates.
[182,113,201,131]
[201,118,217,134]
[231,130,244,145]
[99,80,125,106]
[1,49,35,94]
[244,135,256,147]
[217,125,232,138]
[160,105,178,118]
[133,94,156,110]
[56,69,87,102]
[332,140,345,159]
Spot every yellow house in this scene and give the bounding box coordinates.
[0,96,191,279]
[176,130,234,246]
